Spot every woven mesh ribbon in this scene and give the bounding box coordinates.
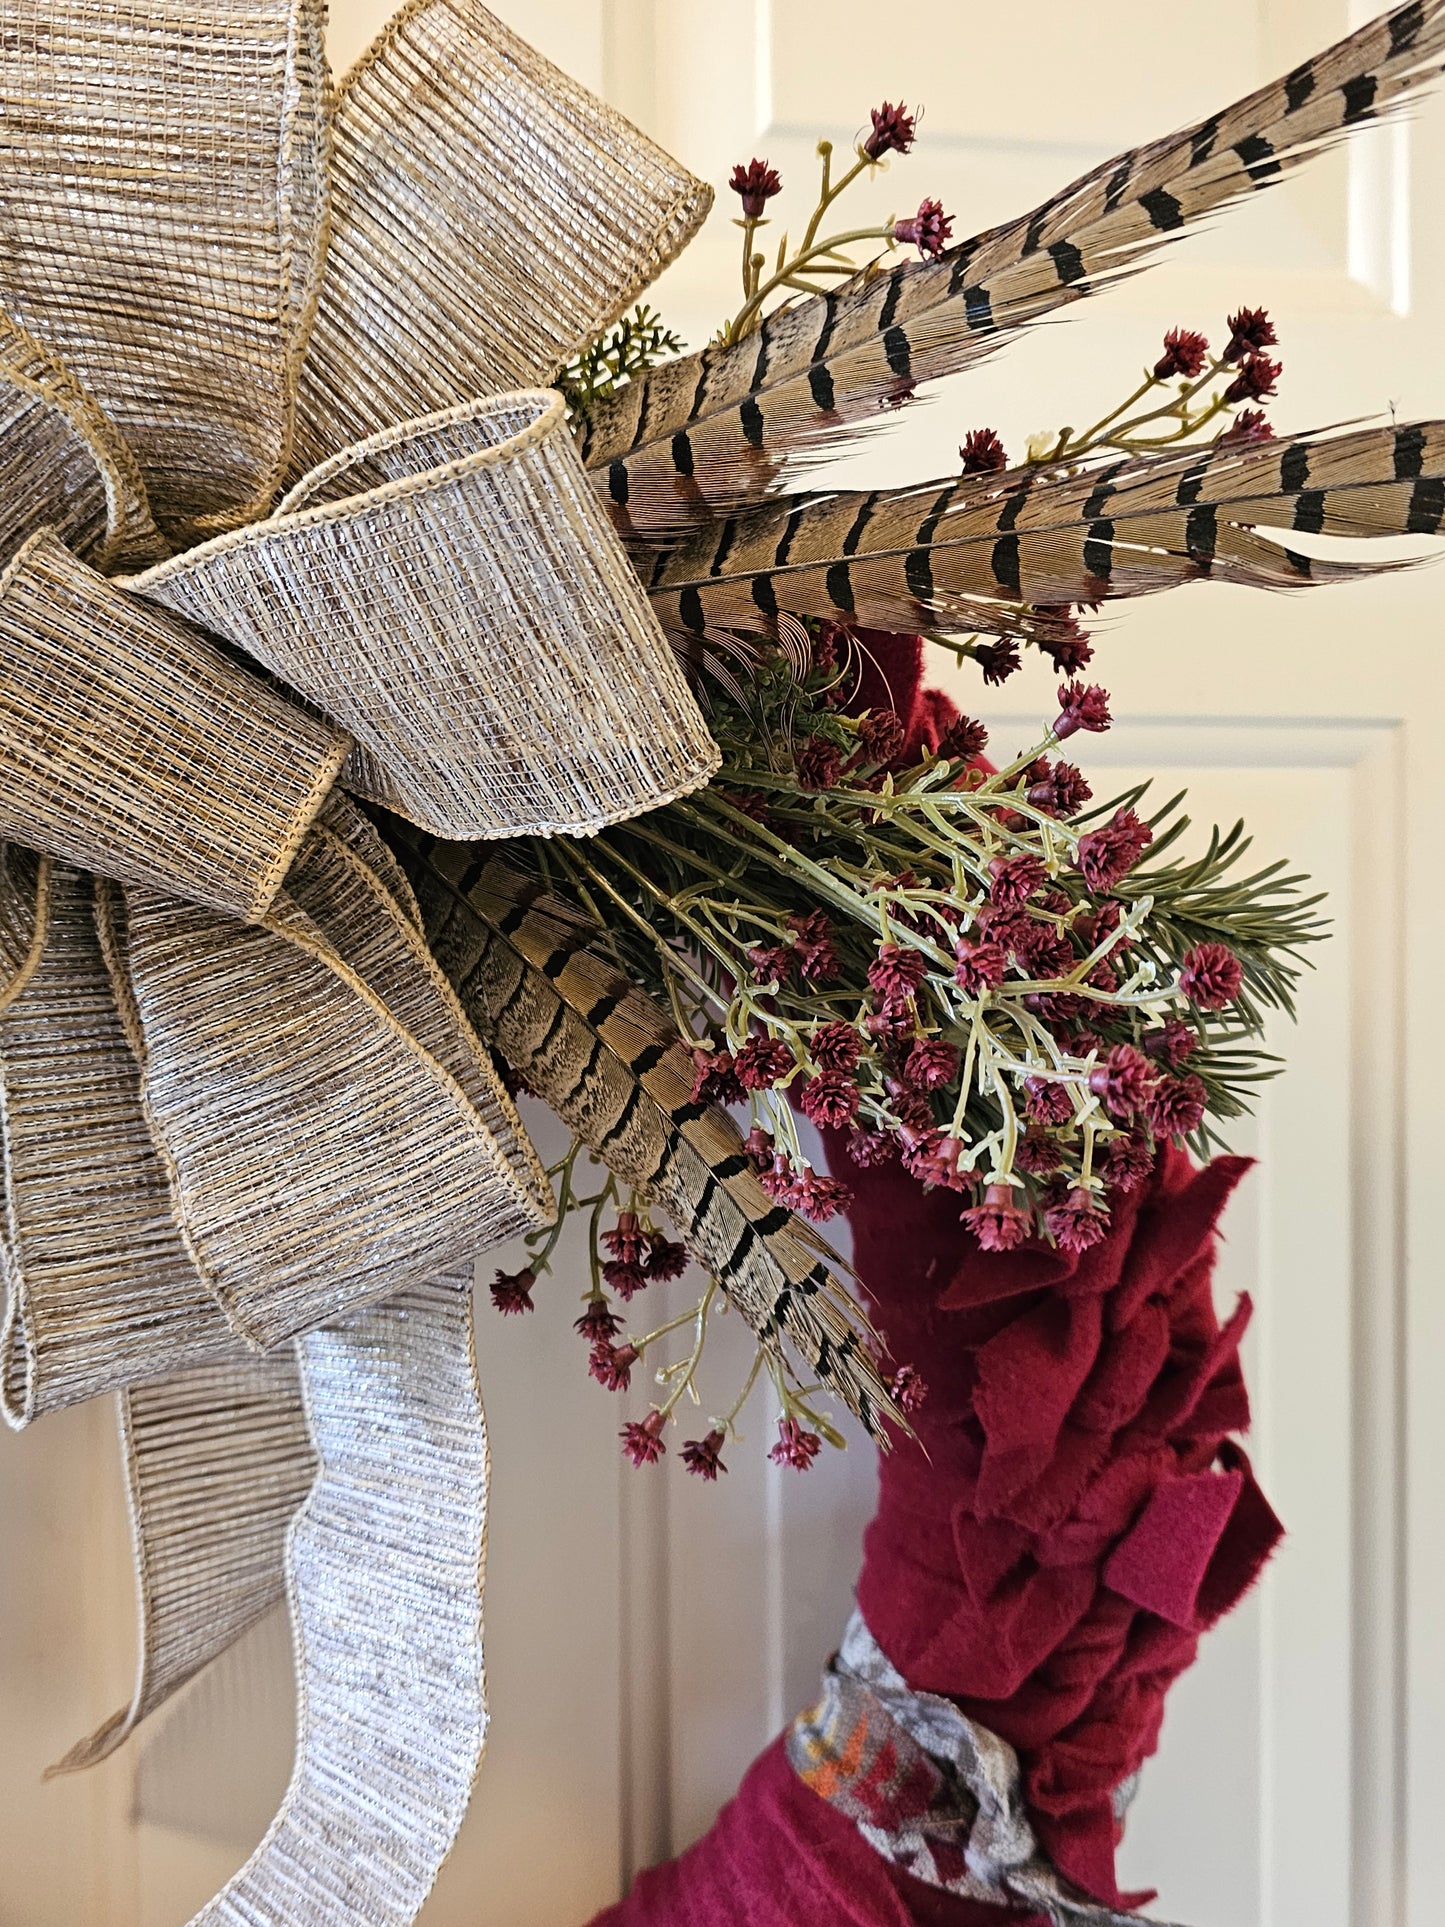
[0,531,351,920]
[0,0,330,543]
[292,0,713,470]
[0,1,720,1918]
[100,798,552,1348]
[134,394,720,838]
[0,311,163,571]
[192,1274,490,1926]
[1,853,236,1429]
[51,1348,317,1774]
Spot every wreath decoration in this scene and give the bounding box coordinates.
[1,3,1442,1924]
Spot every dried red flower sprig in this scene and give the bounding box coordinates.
[485,1140,806,1469]
[1154,327,1210,379]
[893,196,954,256]
[728,158,782,219]
[770,1416,823,1469]
[557,622,1321,1283]
[489,1267,536,1315]
[722,97,949,345]
[1030,306,1283,466]
[863,100,918,160]
[621,1411,668,1466]
[960,428,1009,474]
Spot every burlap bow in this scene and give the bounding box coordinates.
[0,4,714,1918]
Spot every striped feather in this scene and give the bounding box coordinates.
[389,829,898,1441]
[646,420,1445,639]
[580,0,1445,540]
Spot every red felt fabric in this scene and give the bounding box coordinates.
[586,1737,1042,1927]
[845,1142,1279,1908]
[585,634,1281,1925]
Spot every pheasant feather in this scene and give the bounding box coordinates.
[392,830,899,1441]
[647,420,1445,639]
[580,0,1445,540]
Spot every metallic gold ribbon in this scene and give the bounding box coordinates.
[0,531,350,921]
[100,800,553,1350]
[1,855,236,1429]
[0,312,163,571]
[292,0,712,472]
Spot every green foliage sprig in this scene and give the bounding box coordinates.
[558,304,686,417]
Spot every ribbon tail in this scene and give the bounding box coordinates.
[48,1348,316,1775]
[2,857,238,1428]
[189,1271,489,1927]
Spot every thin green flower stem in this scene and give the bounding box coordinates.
[973,738,1062,793]
[585,1183,616,1295]
[662,798,882,922]
[771,1348,847,1449]
[526,1139,592,1274]
[729,764,1080,854]
[547,841,634,974]
[1097,360,1229,438]
[1080,1123,1098,1187]
[922,630,984,665]
[690,898,793,943]
[1077,369,1240,457]
[727,226,890,340]
[951,1013,984,1133]
[1108,393,1231,451]
[679,797,957,969]
[1064,370,1159,450]
[543,1138,582,1185]
[739,214,760,302]
[663,963,702,1046]
[802,141,870,251]
[766,1348,799,1418]
[730,999,812,1052]
[657,1281,718,1417]
[1048,357,1232,462]
[779,270,859,294]
[633,1288,713,1358]
[724,1343,771,1431]
[755,791,1000,886]
[979,1035,1021,1174]
[592,827,766,969]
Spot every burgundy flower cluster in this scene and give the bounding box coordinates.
[486,622,1302,1489]
[620,1409,826,1480]
[1151,306,1281,440]
[691,670,1255,1268]
[893,196,953,257]
[600,1209,688,1299]
[728,158,781,219]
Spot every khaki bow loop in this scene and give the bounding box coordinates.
[0,7,713,1920]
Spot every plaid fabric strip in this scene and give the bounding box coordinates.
[786,1612,1180,1927]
